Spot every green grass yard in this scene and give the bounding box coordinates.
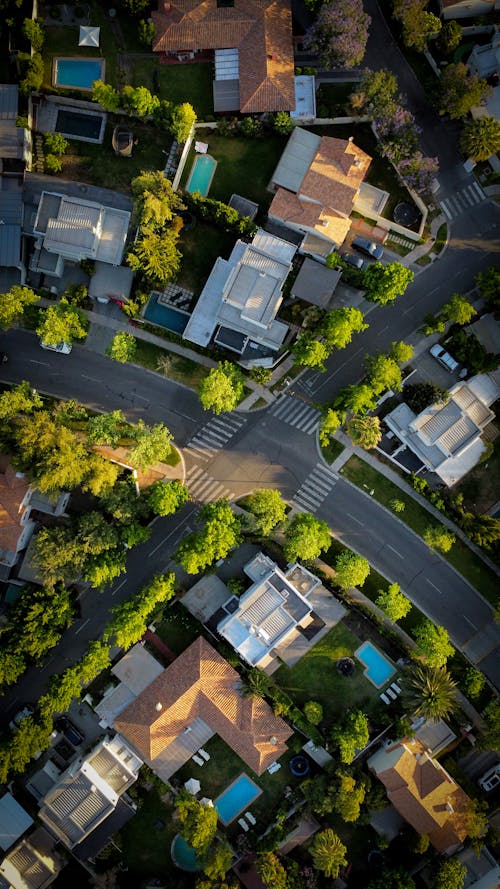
[321,439,345,465]
[119,786,191,887]
[133,340,210,389]
[127,59,214,119]
[340,455,499,605]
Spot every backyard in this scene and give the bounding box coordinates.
[177,222,236,296]
[128,59,215,120]
[43,6,120,89]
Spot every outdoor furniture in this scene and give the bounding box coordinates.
[198,749,210,761]
[386,688,397,700]
[184,778,201,794]
[238,818,249,832]
[267,762,281,774]
[245,811,256,826]
[192,754,204,766]
[380,693,391,705]
[391,682,401,694]
[195,141,208,154]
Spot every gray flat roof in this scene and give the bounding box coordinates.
[182,256,231,346]
[0,225,21,267]
[270,126,320,193]
[291,257,341,307]
[213,79,240,112]
[0,84,18,119]
[0,794,33,851]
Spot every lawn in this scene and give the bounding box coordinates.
[340,455,499,605]
[127,59,214,119]
[43,11,119,89]
[178,222,235,296]
[60,121,170,191]
[456,427,500,515]
[133,340,210,389]
[321,439,345,465]
[155,602,204,656]
[275,622,380,729]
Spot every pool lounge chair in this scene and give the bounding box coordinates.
[386,688,397,700]
[391,682,401,694]
[380,693,391,704]
[268,762,281,774]
[198,748,210,761]
[245,811,256,826]
[192,754,204,766]
[238,818,249,832]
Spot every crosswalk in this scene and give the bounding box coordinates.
[184,415,246,463]
[292,463,339,513]
[185,465,235,503]
[439,182,486,220]
[269,394,320,435]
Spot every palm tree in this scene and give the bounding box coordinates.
[346,415,382,450]
[460,116,500,162]
[242,668,271,699]
[310,829,347,878]
[402,664,458,721]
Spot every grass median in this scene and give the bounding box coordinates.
[340,455,498,605]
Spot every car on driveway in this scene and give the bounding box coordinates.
[352,236,384,260]
[9,704,35,731]
[342,252,365,270]
[40,341,72,354]
[55,716,85,746]
[429,343,459,373]
[478,763,500,792]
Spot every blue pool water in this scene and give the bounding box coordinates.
[143,296,190,333]
[355,641,396,688]
[54,58,105,90]
[186,154,217,197]
[171,834,204,872]
[214,774,261,825]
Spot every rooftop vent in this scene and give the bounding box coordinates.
[155,702,163,712]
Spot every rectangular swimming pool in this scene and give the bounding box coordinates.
[143,296,190,333]
[214,774,261,825]
[355,641,396,688]
[53,58,105,91]
[186,154,217,197]
[56,109,105,142]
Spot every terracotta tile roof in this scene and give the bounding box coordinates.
[151,0,295,113]
[269,188,351,246]
[0,455,30,554]
[114,636,292,775]
[373,741,471,853]
[299,137,371,217]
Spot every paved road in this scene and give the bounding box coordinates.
[2,331,499,698]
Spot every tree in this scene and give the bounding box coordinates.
[85,551,127,590]
[100,478,146,523]
[44,154,62,175]
[304,701,323,726]
[36,298,88,346]
[423,525,455,553]
[43,132,68,156]
[86,410,126,446]
[92,80,121,112]
[319,408,344,447]
[304,0,371,69]
[105,573,176,649]
[203,843,233,881]
[82,454,119,497]
[122,85,160,119]
[352,68,399,118]
[402,664,458,720]
[376,582,411,622]
[23,17,45,51]
[272,111,296,135]
[131,170,185,228]
[396,153,439,195]
[439,63,491,119]
[138,18,155,46]
[346,415,382,449]
[460,513,500,549]
[476,266,500,309]
[309,829,347,878]
[0,381,43,421]
[390,340,414,364]
[19,53,44,95]
[335,550,370,590]
[332,709,369,763]
[321,307,368,349]
[106,331,137,364]
[0,285,38,330]
[257,853,289,889]
[0,648,26,689]
[479,699,500,750]
[10,585,74,661]
[127,220,183,285]
[461,115,500,162]
[365,353,403,395]
[390,498,406,513]
[434,859,467,889]
[413,620,454,667]
[461,666,485,700]
[441,294,476,326]
[404,382,447,414]
[438,20,462,54]
[333,771,366,822]
[147,480,189,516]
[336,382,377,415]
[198,361,245,414]
[128,421,173,470]
[33,525,85,586]
[283,512,331,562]
[243,668,272,698]
[245,489,287,536]
[177,501,242,574]
[292,334,330,371]
[367,868,415,889]
[363,262,414,305]
[176,793,218,856]
[392,0,441,52]
[170,102,197,141]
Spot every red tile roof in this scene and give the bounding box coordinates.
[0,455,30,554]
[114,636,292,775]
[151,0,295,113]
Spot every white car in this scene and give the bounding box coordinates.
[40,340,72,354]
[429,343,458,373]
[478,763,500,792]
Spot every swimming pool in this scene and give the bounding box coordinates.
[56,109,105,142]
[143,296,190,333]
[355,641,396,688]
[214,774,261,825]
[171,834,204,872]
[53,58,105,91]
[186,153,217,197]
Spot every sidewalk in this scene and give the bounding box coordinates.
[403,214,448,268]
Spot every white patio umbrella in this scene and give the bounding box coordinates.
[79,26,101,48]
[199,797,213,807]
[184,777,201,795]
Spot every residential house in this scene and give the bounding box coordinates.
[290,256,342,308]
[0,827,64,889]
[384,378,497,486]
[95,643,165,728]
[182,228,296,357]
[438,0,495,19]
[368,739,472,854]
[217,551,321,670]
[38,736,141,854]
[151,0,295,114]
[455,845,500,888]
[268,127,372,258]
[114,635,293,781]
[0,795,33,853]
[0,84,30,294]
[468,28,500,122]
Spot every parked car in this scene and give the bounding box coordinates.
[9,704,35,731]
[342,252,365,270]
[55,716,85,746]
[40,341,72,354]
[352,236,384,260]
[478,763,500,792]
[429,343,459,373]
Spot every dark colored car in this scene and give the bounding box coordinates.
[55,716,85,746]
[352,236,384,260]
[341,252,365,270]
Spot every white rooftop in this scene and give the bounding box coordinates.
[291,75,316,121]
[34,192,130,265]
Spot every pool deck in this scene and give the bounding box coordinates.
[213,773,262,826]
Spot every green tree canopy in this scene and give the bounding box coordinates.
[292,334,330,371]
[390,340,414,364]
[127,220,183,285]
[437,20,462,54]
[434,858,467,889]
[336,382,377,415]
[363,262,414,305]
[476,266,500,310]
[0,381,43,421]
[131,170,185,228]
[0,648,26,690]
[0,285,38,330]
[283,512,331,562]
[106,332,137,364]
[404,382,448,414]
[128,421,173,470]
[365,353,403,395]
[257,853,289,889]
[170,102,197,141]
[309,828,347,878]
[367,867,415,889]
[439,63,491,119]
[478,698,500,751]
[86,410,127,446]
[376,582,411,622]
[122,84,160,118]
[319,407,345,447]
[346,414,382,449]
[392,0,441,52]
[92,80,121,111]
[423,525,455,553]
[36,298,88,346]
[304,700,323,726]
[147,480,189,516]
[402,664,458,720]
[245,488,287,536]
[351,68,399,118]
[332,709,370,763]
[175,793,218,856]
[335,550,370,590]
[177,501,242,574]
[105,573,176,649]
[461,115,500,162]
[413,620,454,667]
[333,770,367,822]
[441,294,476,325]
[198,361,245,414]
[322,306,368,349]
